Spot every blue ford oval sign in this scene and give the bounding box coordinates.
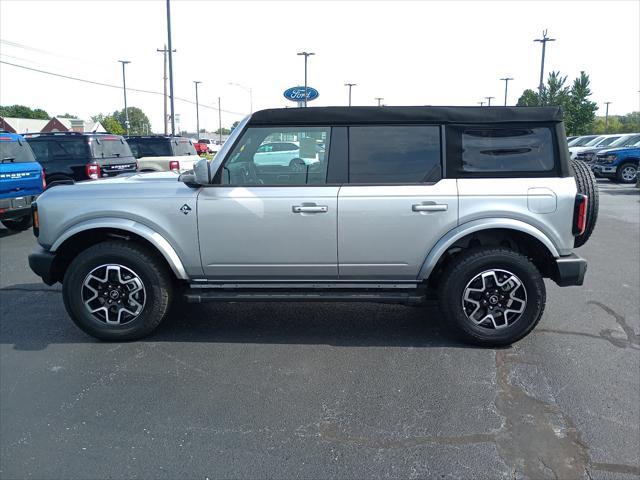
[283,86,319,102]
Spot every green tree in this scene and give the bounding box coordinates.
[0,104,50,119]
[91,113,125,135]
[112,107,151,135]
[214,127,231,135]
[516,89,539,107]
[540,71,569,107]
[57,113,78,119]
[618,112,640,133]
[591,116,623,134]
[564,72,597,136]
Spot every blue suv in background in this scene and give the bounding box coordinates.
[592,140,640,183]
[0,132,45,231]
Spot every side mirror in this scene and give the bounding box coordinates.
[193,158,211,184]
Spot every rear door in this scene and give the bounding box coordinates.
[337,125,458,280]
[0,138,43,199]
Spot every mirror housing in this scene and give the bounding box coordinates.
[193,158,211,184]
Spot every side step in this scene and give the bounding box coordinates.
[183,288,427,305]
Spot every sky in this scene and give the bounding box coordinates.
[0,0,638,134]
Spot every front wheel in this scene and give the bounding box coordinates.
[438,247,546,347]
[616,163,637,184]
[62,240,173,341]
[1,215,33,231]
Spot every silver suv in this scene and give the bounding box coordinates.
[28,107,598,346]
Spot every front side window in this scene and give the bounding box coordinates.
[221,126,330,185]
[348,126,441,183]
[461,127,554,172]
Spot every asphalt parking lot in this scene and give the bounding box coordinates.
[1,179,638,480]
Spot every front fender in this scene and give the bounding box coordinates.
[418,218,560,280]
[50,217,189,279]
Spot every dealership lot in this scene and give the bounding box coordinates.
[0,180,638,479]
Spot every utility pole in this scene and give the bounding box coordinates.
[193,81,202,136]
[500,77,514,106]
[478,101,485,107]
[604,101,612,131]
[534,30,555,105]
[297,51,315,107]
[166,0,176,135]
[229,83,253,113]
[485,96,494,106]
[375,97,383,106]
[118,60,131,134]
[157,45,175,135]
[218,97,222,145]
[344,83,356,106]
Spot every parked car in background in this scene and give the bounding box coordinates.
[569,134,624,159]
[567,135,599,147]
[0,132,45,231]
[575,133,640,163]
[252,141,322,169]
[25,132,137,185]
[125,135,198,173]
[592,140,640,183]
[194,142,209,155]
[197,139,220,154]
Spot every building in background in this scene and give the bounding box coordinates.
[0,116,106,134]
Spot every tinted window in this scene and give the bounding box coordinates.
[348,126,441,183]
[0,139,37,163]
[222,126,330,186]
[597,136,620,147]
[90,136,133,159]
[172,139,197,156]
[28,138,89,164]
[127,139,172,157]
[461,127,554,172]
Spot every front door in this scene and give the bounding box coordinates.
[198,125,337,280]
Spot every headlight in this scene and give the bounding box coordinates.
[605,155,617,163]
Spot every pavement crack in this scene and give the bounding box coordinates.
[589,301,640,348]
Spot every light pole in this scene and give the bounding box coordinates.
[297,51,315,107]
[485,96,494,107]
[478,101,485,107]
[218,97,222,145]
[604,101,612,131]
[534,30,555,104]
[118,60,131,134]
[344,83,356,106]
[194,81,202,136]
[228,82,253,113]
[375,97,384,106]
[500,77,514,106]
[166,0,176,135]
[157,45,176,135]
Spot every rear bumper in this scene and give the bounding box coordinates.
[552,253,587,287]
[28,247,57,285]
[0,196,36,220]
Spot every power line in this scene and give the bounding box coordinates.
[0,60,246,116]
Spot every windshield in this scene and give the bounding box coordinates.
[0,139,37,164]
[597,136,621,147]
[610,134,640,147]
[128,139,172,157]
[570,136,597,146]
[172,139,197,156]
[90,136,133,159]
[583,136,605,147]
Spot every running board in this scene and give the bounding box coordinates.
[183,288,427,305]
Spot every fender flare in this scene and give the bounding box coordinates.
[50,217,189,280]
[417,218,560,280]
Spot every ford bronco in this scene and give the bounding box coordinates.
[28,106,598,346]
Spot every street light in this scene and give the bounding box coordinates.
[297,51,315,107]
[375,97,384,106]
[194,81,202,136]
[485,96,495,106]
[344,83,356,106]
[228,82,253,113]
[166,0,176,135]
[500,77,514,106]
[534,30,556,104]
[118,60,131,134]
[604,101,612,131]
[478,101,485,107]
[157,45,176,135]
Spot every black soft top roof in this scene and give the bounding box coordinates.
[248,106,563,126]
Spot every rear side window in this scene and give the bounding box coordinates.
[0,140,37,163]
[461,127,554,172]
[348,126,441,183]
[28,138,89,164]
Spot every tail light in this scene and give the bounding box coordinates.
[169,160,180,171]
[32,202,39,237]
[86,163,101,180]
[41,170,46,189]
[573,194,588,236]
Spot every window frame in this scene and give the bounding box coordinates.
[445,122,562,179]
[344,124,444,186]
[212,124,339,187]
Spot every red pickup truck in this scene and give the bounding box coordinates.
[194,142,208,155]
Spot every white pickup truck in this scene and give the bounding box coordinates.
[125,136,199,173]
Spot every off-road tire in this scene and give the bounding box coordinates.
[438,247,546,347]
[1,215,32,231]
[571,158,599,248]
[616,162,638,184]
[62,240,173,341]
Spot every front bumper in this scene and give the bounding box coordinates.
[28,247,58,285]
[592,164,616,177]
[552,253,587,287]
[0,195,36,220]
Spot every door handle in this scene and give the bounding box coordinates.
[412,203,448,212]
[292,205,328,213]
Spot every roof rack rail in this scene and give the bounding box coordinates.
[21,131,85,137]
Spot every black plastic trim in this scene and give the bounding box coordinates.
[28,247,57,285]
[551,253,587,287]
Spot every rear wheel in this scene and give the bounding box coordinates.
[616,162,637,184]
[571,159,599,248]
[438,247,545,347]
[62,240,173,341]
[1,215,32,231]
